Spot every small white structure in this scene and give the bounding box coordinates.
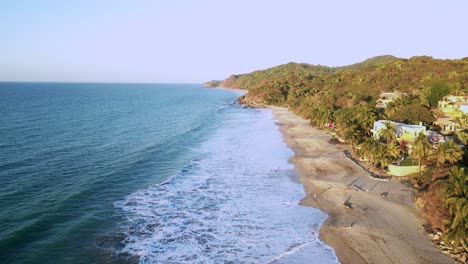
[375,91,405,109]
[371,120,427,141]
[426,130,446,144]
[460,104,468,114]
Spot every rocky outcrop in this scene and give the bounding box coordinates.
[202,80,222,88]
[237,94,264,108]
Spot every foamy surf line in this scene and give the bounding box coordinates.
[114,107,339,263]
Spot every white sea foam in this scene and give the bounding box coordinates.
[114,108,339,263]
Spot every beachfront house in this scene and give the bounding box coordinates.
[375,91,405,109]
[371,120,427,141]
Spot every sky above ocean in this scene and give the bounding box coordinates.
[0,0,467,83]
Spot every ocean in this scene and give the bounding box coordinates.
[0,83,338,263]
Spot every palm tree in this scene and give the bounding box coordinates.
[410,132,432,173]
[360,137,383,165]
[340,124,363,151]
[386,143,401,160]
[437,166,468,251]
[374,147,392,168]
[431,139,464,166]
[385,101,398,118]
[355,105,378,136]
[420,86,431,108]
[378,121,396,143]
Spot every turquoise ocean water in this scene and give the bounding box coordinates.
[0,83,338,264]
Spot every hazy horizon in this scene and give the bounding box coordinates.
[0,53,466,85]
[1,0,467,83]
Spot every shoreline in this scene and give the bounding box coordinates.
[270,106,452,264]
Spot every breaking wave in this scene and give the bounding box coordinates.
[114,109,339,263]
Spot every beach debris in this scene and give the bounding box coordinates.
[319,186,332,196]
[340,204,352,209]
[341,196,353,209]
[353,184,365,192]
[341,201,353,209]
[345,220,356,229]
[344,185,364,192]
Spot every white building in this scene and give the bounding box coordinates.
[371,120,427,141]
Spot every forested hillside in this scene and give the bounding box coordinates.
[232,56,467,113]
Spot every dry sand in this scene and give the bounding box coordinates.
[270,106,452,264]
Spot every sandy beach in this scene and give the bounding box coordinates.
[270,106,452,264]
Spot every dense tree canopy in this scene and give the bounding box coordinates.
[425,83,451,108]
[219,56,467,112]
[386,97,435,125]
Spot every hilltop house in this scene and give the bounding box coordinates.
[438,95,468,117]
[375,91,405,109]
[434,95,468,132]
[371,120,427,141]
[434,117,461,134]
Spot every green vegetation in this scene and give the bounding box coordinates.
[378,121,397,143]
[333,104,379,151]
[335,55,398,72]
[437,166,468,251]
[400,157,416,166]
[425,84,451,108]
[220,56,467,110]
[221,62,334,90]
[385,95,435,125]
[213,54,468,254]
[431,139,464,166]
[411,132,433,174]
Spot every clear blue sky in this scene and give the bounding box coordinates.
[1,0,467,83]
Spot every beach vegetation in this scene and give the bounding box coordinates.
[378,121,397,143]
[360,137,383,165]
[411,132,433,174]
[309,105,335,128]
[385,143,402,161]
[431,139,464,166]
[437,166,468,251]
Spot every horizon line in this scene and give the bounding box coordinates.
[0,80,202,85]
